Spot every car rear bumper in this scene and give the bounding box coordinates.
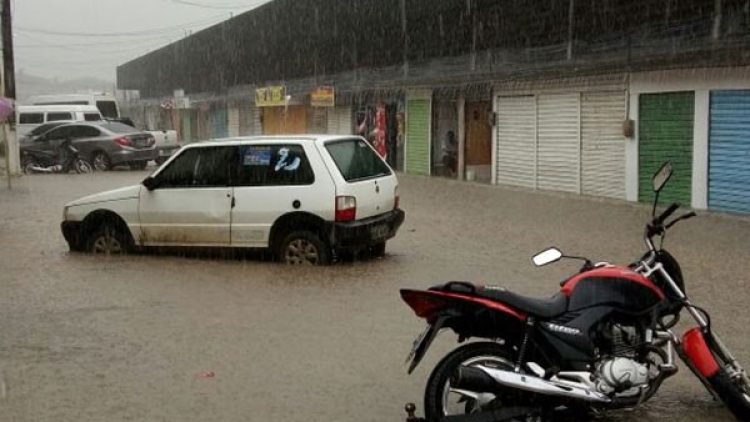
[110,148,158,164]
[156,145,179,157]
[329,209,405,249]
[61,221,83,250]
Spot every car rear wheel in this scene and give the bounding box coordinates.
[278,230,331,265]
[92,152,111,171]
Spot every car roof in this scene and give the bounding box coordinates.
[17,104,102,113]
[186,135,363,148]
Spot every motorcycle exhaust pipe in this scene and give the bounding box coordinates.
[452,365,611,403]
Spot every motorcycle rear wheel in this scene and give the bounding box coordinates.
[707,335,750,420]
[75,159,93,174]
[424,342,536,421]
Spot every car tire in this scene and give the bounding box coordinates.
[129,161,148,170]
[86,223,130,255]
[92,151,111,171]
[278,230,331,265]
[369,241,387,257]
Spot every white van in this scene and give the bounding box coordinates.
[29,93,120,119]
[17,105,103,137]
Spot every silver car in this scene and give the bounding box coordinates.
[22,122,158,171]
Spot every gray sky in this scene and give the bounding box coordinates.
[13,0,272,82]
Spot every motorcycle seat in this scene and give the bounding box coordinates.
[476,288,567,319]
[429,282,567,319]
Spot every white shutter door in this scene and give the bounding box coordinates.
[495,96,536,188]
[327,106,352,135]
[310,107,327,133]
[228,107,240,137]
[581,91,626,199]
[252,106,262,135]
[537,93,580,193]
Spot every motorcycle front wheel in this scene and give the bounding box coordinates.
[707,334,750,420]
[424,342,536,421]
[74,159,93,174]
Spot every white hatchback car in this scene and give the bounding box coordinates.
[61,136,405,264]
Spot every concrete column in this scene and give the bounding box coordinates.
[457,96,465,181]
[625,92,639,202]
[692,90,709,210]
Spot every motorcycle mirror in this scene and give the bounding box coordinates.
[652,161,673,193]
[532,247,563,267]
[142,176,159,191]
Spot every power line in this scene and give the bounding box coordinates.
[15,13,228,38]
[167,0,260,10]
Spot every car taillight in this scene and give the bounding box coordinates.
[394,185,400,210]
[114,136,132,147]
[335,196,356,222]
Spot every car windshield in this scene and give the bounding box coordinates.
[325,138,392,182]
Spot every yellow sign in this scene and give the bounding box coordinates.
[255,86,286,107]
[310,86,335,107]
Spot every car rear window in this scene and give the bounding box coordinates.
[325,138,391,182]
[99,122,137,134]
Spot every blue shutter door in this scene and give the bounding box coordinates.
[210,108,228,139]
[709,90,750,214]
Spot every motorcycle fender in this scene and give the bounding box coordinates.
[407,313,452,374]
[681,327,720,378]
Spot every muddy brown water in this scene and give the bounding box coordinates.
[1,171,749,421]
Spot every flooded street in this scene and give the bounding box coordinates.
[1,171,750,421]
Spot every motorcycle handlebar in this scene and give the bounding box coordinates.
[654,202,680,226]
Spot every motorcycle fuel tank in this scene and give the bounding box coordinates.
[561,266,665,313]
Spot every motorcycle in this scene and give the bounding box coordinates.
[401,162,750,421]
[21,138,93,174]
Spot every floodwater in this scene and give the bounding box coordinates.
[1,170,749,421]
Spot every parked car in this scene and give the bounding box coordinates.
[17,105,103,137]
[22,121,157,171]
[60,136,405,264]
[113,118,180,164]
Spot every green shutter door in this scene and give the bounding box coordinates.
[406,99,430,175]
[638,92,694,204]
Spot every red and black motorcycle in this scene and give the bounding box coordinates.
[401,162,750,421]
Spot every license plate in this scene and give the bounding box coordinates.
[405,325,432,365]
[158,149,175,156]
[370,224,389,240]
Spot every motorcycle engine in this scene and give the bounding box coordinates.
[595,358,649,395]
[595,323,651,395]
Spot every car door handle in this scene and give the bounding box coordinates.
[231,196,236,208]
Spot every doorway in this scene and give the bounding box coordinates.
[464,101,492,183]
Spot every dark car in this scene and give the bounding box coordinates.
[21,122,158,171]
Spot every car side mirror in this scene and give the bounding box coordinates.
[142,176,159,191]
[532,247,563,267]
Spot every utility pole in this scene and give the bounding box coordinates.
[1,0,16,188]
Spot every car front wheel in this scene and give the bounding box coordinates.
[278,230,331,265]
[86,224,130,255]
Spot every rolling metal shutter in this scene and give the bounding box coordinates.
[327,106,352,135]
[228,107,240,137]
[405,98,431,175]
[537,93,580,193]
[239,104,255,136]
[709,90,750,214]
[495,96,536,188]
[309,107,327,133]
[180,111,192,143]
[210,107,228,139]
[581,91,626,199]
[638,92,694,205]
